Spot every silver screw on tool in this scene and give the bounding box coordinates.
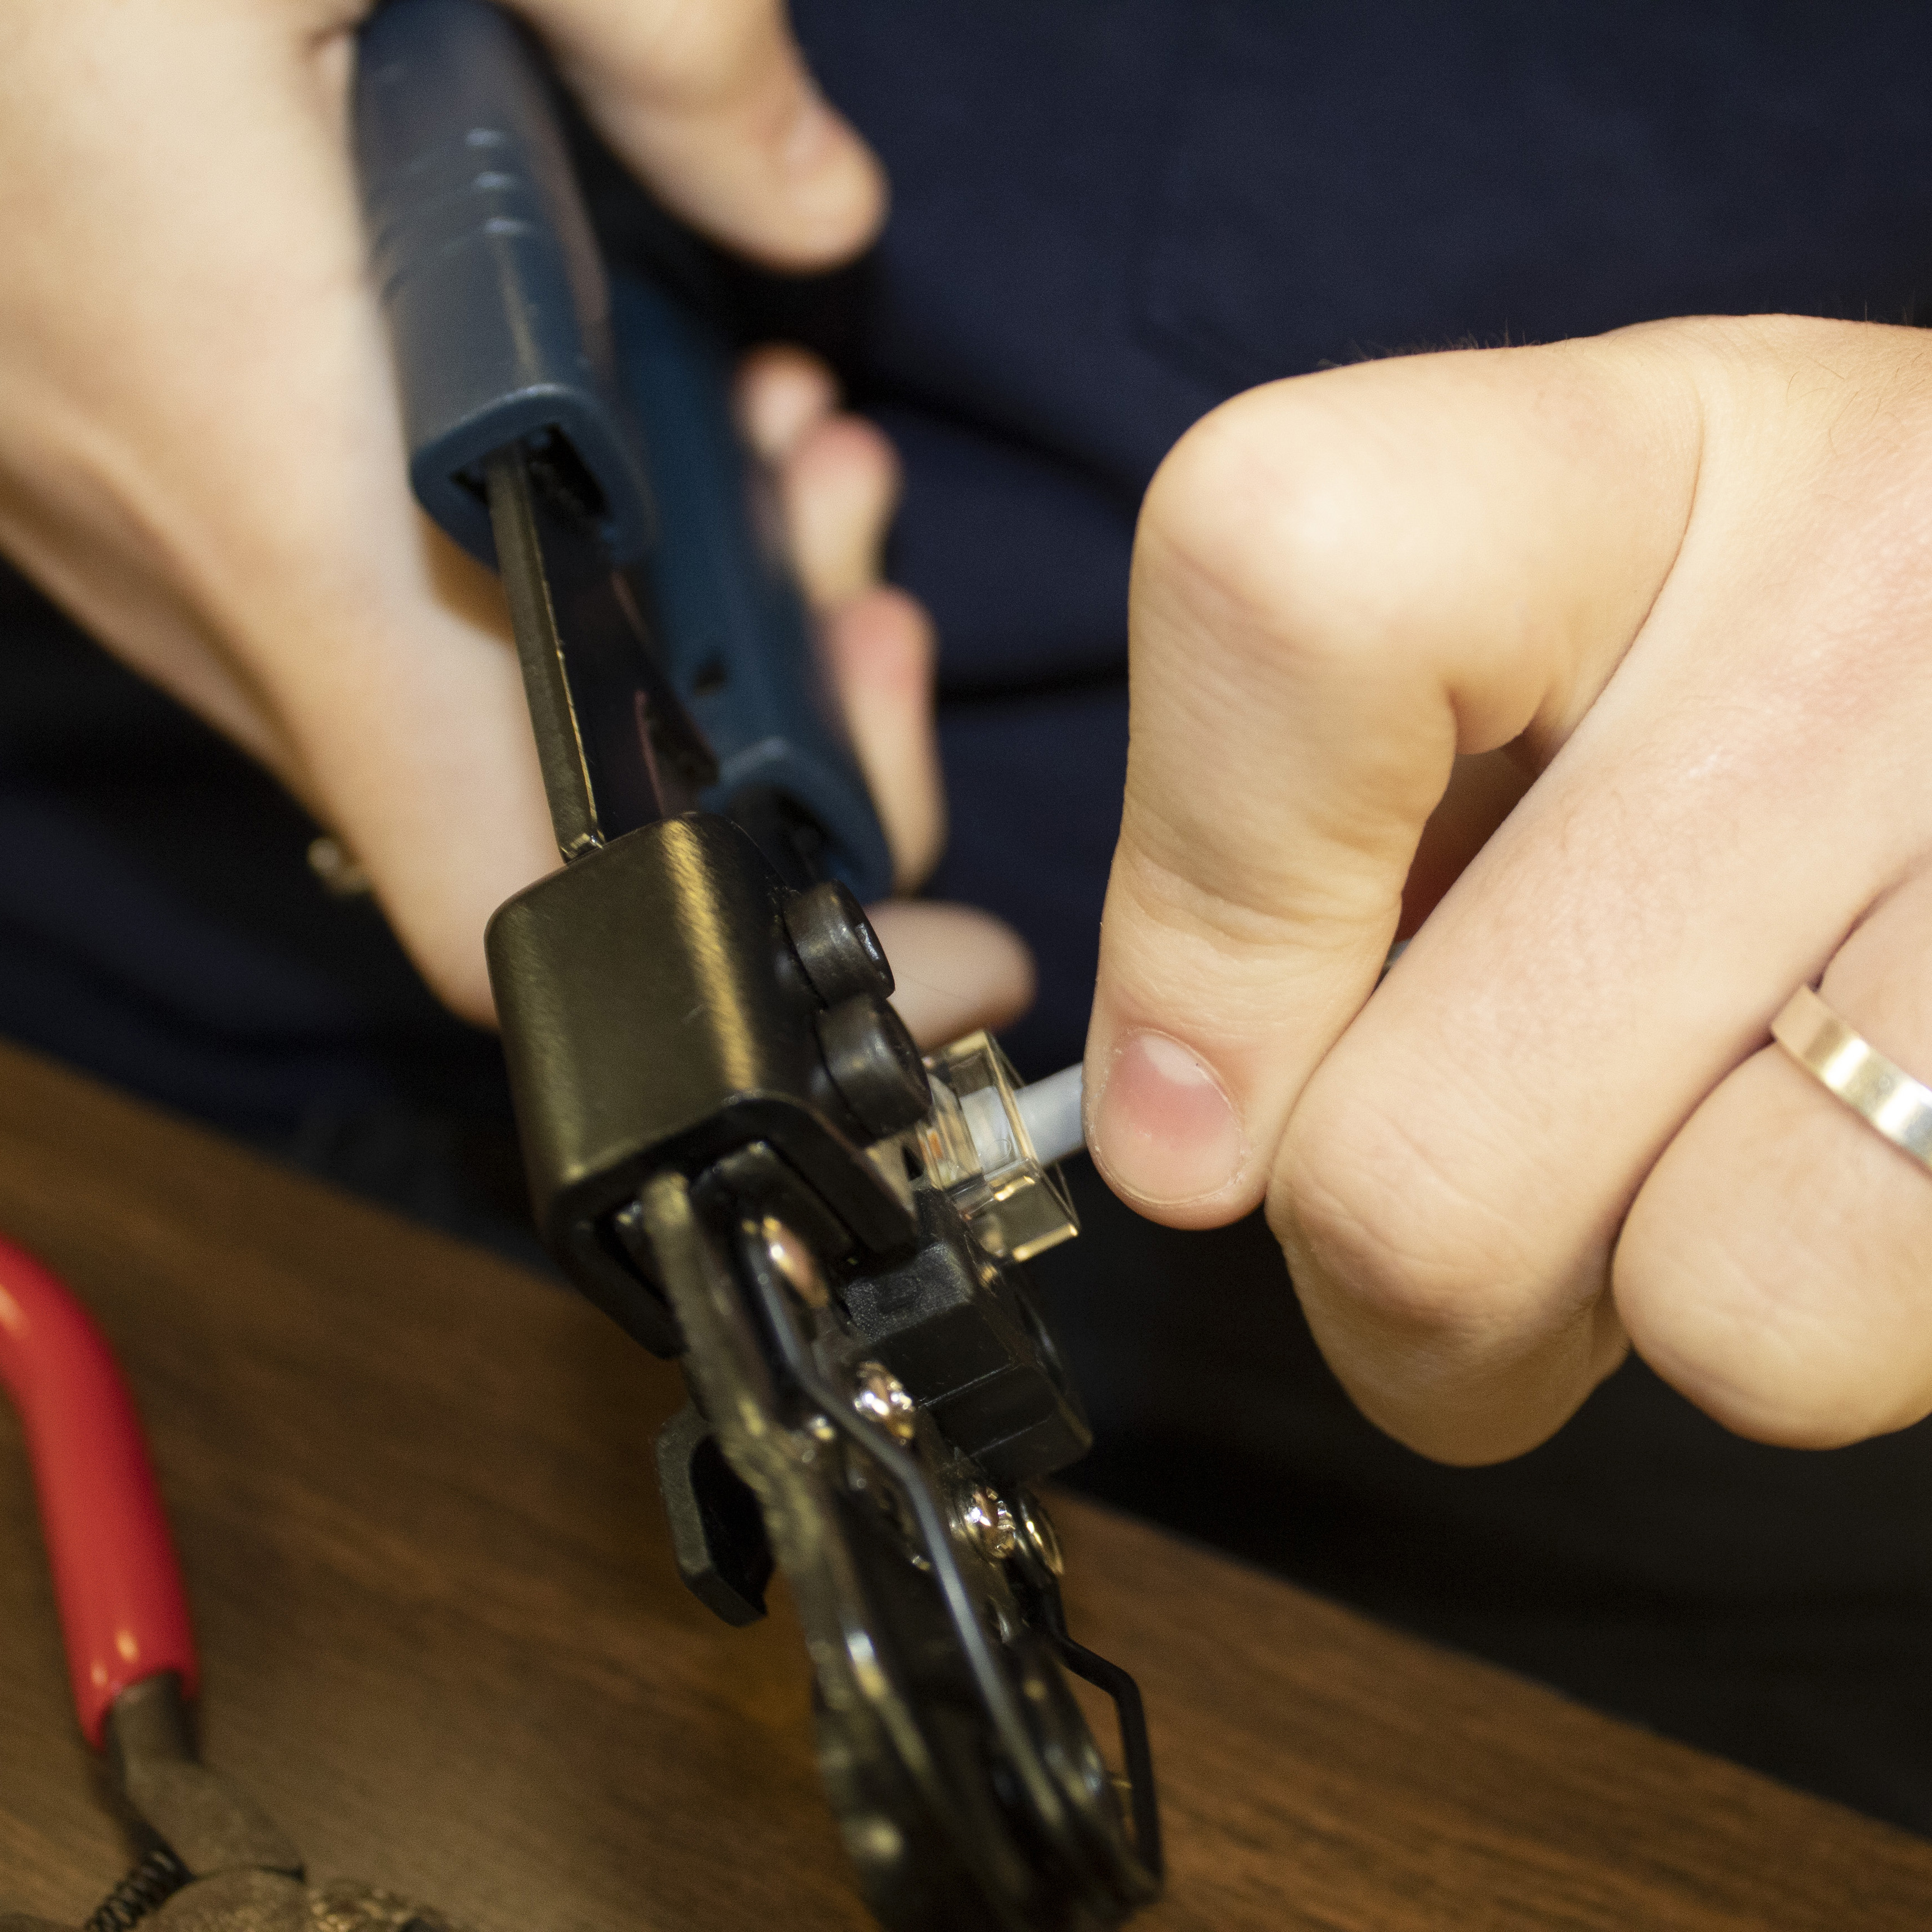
[852,1361,917,1443]
[763,1215,828,1308]
[960,1486,1018,1561]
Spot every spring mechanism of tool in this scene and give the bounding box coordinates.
[84,1845,191,1932]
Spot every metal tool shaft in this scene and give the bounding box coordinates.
[486,441,714,860]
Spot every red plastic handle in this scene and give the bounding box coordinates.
[0,1235,198,1746]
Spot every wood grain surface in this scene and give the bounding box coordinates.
[2,1038,1930,1929]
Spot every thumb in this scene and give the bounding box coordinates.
[515,0,884,269]
[1085,334,1701,1225]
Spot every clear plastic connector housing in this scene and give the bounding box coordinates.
[912,1031,1079,1262]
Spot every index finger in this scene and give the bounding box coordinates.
[1084,333,1701,1223]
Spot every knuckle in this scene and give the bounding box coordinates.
[827,585,934,690]
[1274,1083,1546,1343]
[1135,362,1473,694]
[1678,313,1932,495]
[1139,382,1373,665]
[1273,1085,1628,1468]
[794,410,901,507]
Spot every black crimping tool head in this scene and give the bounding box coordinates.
[490,819,1161,1930]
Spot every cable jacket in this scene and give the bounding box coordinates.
[1016,1064,1086,1167]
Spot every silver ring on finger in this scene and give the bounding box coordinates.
[1772,983,1932,1171]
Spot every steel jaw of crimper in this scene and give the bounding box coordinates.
[354,2,1162,1924]
[641,1161,1161,1931]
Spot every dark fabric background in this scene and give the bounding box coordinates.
[6,0,1932,1832]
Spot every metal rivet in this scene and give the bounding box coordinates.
[1015,1493,1063,1577]
[847,1816,905,1869]
[960,1486,1017,1561]
[763,1216,827,1308]
[853,1361,917,1444]
[817,993,932,1140]
[784,879,894,1003]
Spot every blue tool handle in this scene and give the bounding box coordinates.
[356,0,894,901]
[356,0,651,566]
[612,269,892,902]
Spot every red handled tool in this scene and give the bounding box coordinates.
[0,1237,458,1932]
[0,1237,197,1747]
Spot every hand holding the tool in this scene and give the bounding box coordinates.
[1087,314,1932,1465]
[0,1,1019,1039]
[732,343,1035,1045]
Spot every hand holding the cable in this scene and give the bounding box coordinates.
[1087,314,1932,1463]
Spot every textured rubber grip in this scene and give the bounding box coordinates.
[356,0,653,565]
[0,1238,198,1748]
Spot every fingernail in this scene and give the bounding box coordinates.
[1088,1031,1247,1207]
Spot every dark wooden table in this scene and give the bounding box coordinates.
[3,1039,1930,1929]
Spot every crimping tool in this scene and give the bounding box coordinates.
[356,4,1161,1924]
